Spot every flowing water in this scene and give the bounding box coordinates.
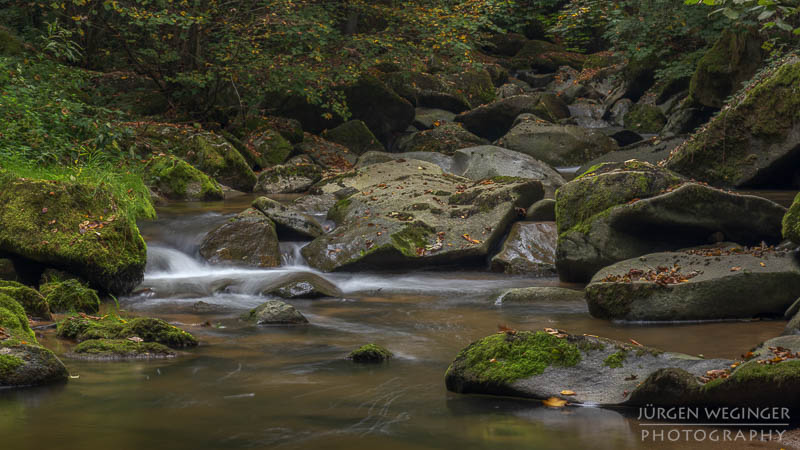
[0,196,795,450]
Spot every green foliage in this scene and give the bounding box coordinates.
[685,0,800,45]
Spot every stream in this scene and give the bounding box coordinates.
[0,194,794,449]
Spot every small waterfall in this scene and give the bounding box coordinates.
[146,245,207,275]
[280,242,309,267]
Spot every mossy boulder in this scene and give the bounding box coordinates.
[254,155,322,194]
[199,208,280,267]
[398,123,488,155]
[666,56,800,187]
[348,344,392,363]
[783,192,800,245]
[243,300,308,325]
[445,70,496,108]
[263,116,304,144]
[145,155,224,201]
[56,314,197,348]
[455,94,569,141]
[445,330,732,405]
[72,339,175,360]
[322,120,384,155]
[586,248,800,321]
[0,293,68,388]
[497,122,618,167]
[555,161,786,282]
[688,27,763,109]
[623,104,666,134]
[295,133,357,170]
[490,222,557,276]
[240,128,293,170]
[343,75,415,143]
[129,123,256,192]
[0,281,50,320]
[0,172,147,295]
[40,279,100,314]
[301,160,543,271]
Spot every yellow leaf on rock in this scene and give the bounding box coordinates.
[560,390,576,396]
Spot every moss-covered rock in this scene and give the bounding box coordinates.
[398,123,488,155]
[40,279,100,314]
[783,192,800,245]
[445,70,496,108]
[0,293,69,388]
[0,172,148,295]
[241,128,293,170]
[688,27,763,109]
[348,344,393,363]
[72,338,175,359]
[56,314,197,348]
[198,208,280,268]
[242,300,308,325]
[555,160,786,282]
[322,120,384,155]
[0,281,50,320]
[666,56,800,187]
[145,155,224,201]
[129,123,256,192]
[623,104,666,134]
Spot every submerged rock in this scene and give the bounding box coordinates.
[490,222,557,276]
[0,293,68,388]
[252,197,325,239]
[40,279,101,314]
[301,160,543,272]
[199,208,281,268]
[348,344,393,363]
[243,300,308,325]
[555,161,786,282]
[586,247,800,321]
[0,172,148,295]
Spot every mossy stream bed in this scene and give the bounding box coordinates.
[0,197,796,450]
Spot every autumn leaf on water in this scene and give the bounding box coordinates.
[542,397,567,408]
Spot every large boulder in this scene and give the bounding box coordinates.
[585,246,800,320]
[254,155,322,194]
[451,146,566,197]
[666,57,800,187]
[343,75,415,143]
[455,95,567,141]
[555,161,786,282]
[144,155,224,201]
[301,160,543,271]
[490,222,557,275]
[445,330,728,406]
[322,120,384,155]
[0,293,68,388]
[497,122,617,167]
[0,172,148,295]
[398,123,488,155]
[252,197,325,239]
[240,128,293,170]
[128,123,256,192]
[688,28,763,109]
[199,208,280,267]
[296,133,357,171]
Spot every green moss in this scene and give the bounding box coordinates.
[348,343,393,362]
[73,338,175,358]
[447,70,496,107]
[57,314,197,348]
[146,155,223,201]
[56,314,125,341]
[0,281,50,319]
[782,192,800,244]
[40,279,100,314]
[390,222,435,257]
[242,128,293,169]
[0,293,35,342]
[0,354,23,377]
[624,104,666,134]
[327,197,353,223]
[0,172,147,295]
[604,350,629,368]
[451,331,581,384]
[120,317,197,348]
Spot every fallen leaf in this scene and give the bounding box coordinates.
[629,339,643,347]
[730,266,742,272]
[560,390,576,396]
[542,397,567,408]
